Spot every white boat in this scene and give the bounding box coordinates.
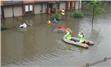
[19,23,27,28]
[63,34,89,49]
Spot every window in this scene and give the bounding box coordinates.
[25,5,29,12]
[24,5,33,14]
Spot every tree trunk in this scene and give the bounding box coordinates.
[92,7,95,30]
[1,6,5,27]
[12,5,14,23]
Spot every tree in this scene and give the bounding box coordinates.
[84,0,104,29]
[72,0,84,18]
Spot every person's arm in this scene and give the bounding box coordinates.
[65,32,69,37]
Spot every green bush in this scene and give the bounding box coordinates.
[53,13,61,21]
[72,11,84,18]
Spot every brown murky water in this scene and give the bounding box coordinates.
[1,4,111,67]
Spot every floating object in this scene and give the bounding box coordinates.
[52,18,58,24]
[63,34,89,49]
[61,9,64,12]
[61,9,65,16]
[19,23,27,28]
[54,26,73,34]
[61,12,65,16]
[47,20,52,25]
[54,26,68,33]
[65,28,72,33]
[48,24,51,28]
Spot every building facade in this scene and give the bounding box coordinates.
[1,0,82,18]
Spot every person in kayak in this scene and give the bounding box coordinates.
[53,18,58,24]
[61,9,65,16]
[65,31,72,40]
[64,27,73,40]
[78,32,85,43]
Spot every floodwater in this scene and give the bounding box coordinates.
[1,4,111,67]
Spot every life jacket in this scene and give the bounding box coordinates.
[78,33,85,43]
[61,9,65,16]
[61,12,65,15]
[66,32,72,40]
[80,37,85,43]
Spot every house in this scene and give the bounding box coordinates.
[0,0,82,19]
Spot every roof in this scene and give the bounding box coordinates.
[1,0,75,6]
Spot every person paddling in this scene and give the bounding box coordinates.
[78,32,85,43]
[65,32,72,40]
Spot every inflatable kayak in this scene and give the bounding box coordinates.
[63,34,89,49]
[71,37,94,46]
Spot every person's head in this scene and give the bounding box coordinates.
[79,32,81,34]
[81,32,83,35]
[48,20,52,25]
[62,9,64,12]
[79,32,84,35]
[66,28,72,33]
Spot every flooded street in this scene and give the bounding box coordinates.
[1,4,111,67]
